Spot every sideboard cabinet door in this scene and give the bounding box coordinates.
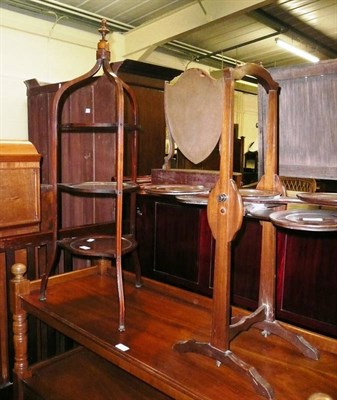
[277,229,337,338]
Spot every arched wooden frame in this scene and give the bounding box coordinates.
[39,20,141,332]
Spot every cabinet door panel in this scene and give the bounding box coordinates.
[231,218,261,309]
[136,196,214,293]
[26,88,57,184]
[136,195,260,300]
[128,85,165,176]
[277,230,337,338]
[154,202,200,282]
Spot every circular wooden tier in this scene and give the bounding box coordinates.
[239,189,281,199]
[143,184,209,195]
[58,234,137,257]
[58,181,139,194]
[246,204,287,220]
[175,189,284,206]
[60,122,142,131]
[297,192,337,207]
[175,193,209,205]
[270,210,337,232]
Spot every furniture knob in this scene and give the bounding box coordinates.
[308,394,333,400]
[11,263,27,281]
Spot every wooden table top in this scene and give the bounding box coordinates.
[21,268,337,400]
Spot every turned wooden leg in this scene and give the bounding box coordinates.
[10,263,31,400]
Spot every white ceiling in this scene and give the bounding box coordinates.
[3,0,337,69]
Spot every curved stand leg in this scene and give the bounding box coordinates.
[255,220,319,361]
[39,244,60,301]
[253,320,319,360]
[229,307,319,360]
[132,249,142,288]
[229,305,266,340]
[115,256,125,332]
[39,243,136,332]
[174,340,274,399]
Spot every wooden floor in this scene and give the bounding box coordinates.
[18,267,337,400]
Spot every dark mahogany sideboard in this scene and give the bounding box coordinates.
[136,192,337,339]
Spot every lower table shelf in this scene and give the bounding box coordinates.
[22,347,171,400]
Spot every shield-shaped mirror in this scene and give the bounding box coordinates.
[165,68,224,165]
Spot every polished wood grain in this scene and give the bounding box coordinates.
[12,267,337,400]
[23,347,172,400]
[0,141,41,238]
[277,229,337,338]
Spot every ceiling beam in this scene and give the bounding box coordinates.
[251,9,337,58]
[120,0,274,59]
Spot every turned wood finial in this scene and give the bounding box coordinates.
[11,263,27,282]
[97,19,110,59]
[99,19,110,42]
